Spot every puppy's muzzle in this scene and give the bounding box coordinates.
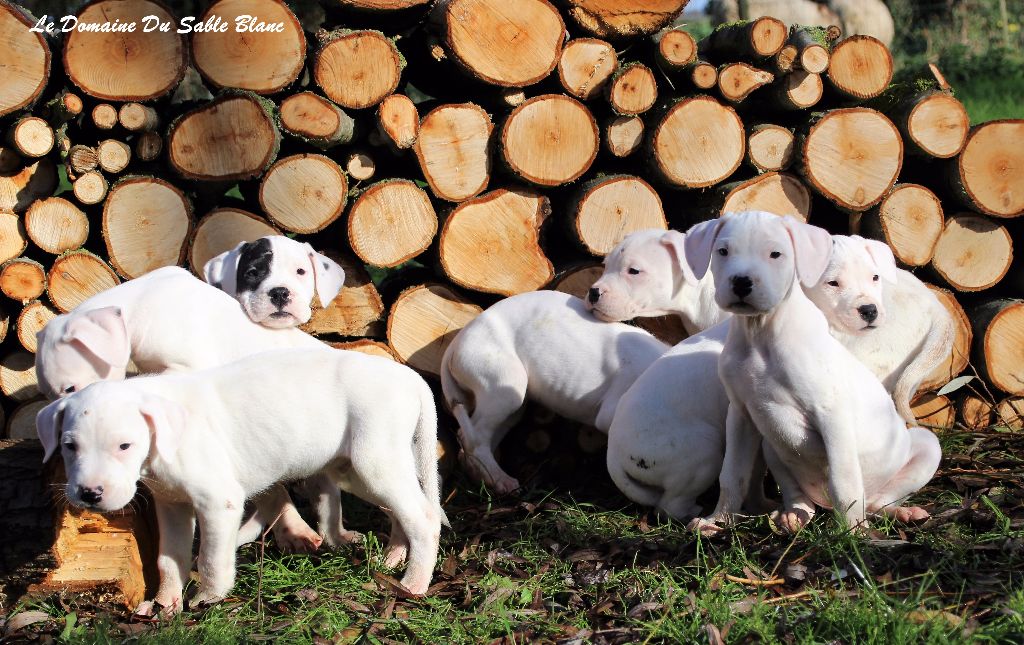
[78,485,103,505]
[268,287,291,308]
[857,304,878,324]
[731,275,753,299]
[587,287,601,304]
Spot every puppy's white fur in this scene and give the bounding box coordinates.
[440,290,668,494]
[685,211,940,533]
[38,348,444,609]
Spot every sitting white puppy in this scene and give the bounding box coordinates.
[204,235,346,328]
[805,235,953,423]
[684,211,941,533]
[440,290,668,494]
[37,348,445,610]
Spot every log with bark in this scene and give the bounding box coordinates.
[572,175,667,255]
[1,158,57,213]
[415,103,492,201]
[96,139,131,174]
[134,132,164,163]
[0,212,27,264]
[67,145,98,176]
[604,116,645,158]
[885,89,969,159]
[648,96,745,189]
[995,397,1024,430]
[27,193,87,257]
[377,94,419,150]
[717,63,774,103]
[959,394,995,430]
[314,29,403,109]
[861,184,944,267]
[259,154,347,234]
[557,38,618,101]
[930,214,1012,292]
[947,120,1024,219]
[911,392,955,429]
[701,16,788,60]
[0,0,50,118]
[0,257,46,303]
[280,92,355,149]
[765,70,823,111]
[786,25,834,74]
[91,104,118,130]
[702,172,812,221]
[919,284,971,391]
[347,179,437,268]
[501,95,599,187]
[387,283,482,375]
[118,103,160,133]
[102,177,193,279]
[72,171,108,206]
[189,208,280,275]
[825,35,893,100]
[655,27,697,70]
[746,123,795,172]
[970,299,1024,396]
[564,0,689,39]
[0,350,39,401]
[6,117,54,158]
[300,253,386,338]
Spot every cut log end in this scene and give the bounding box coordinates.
[189,208,280,276]
[651,96,745,189]
[911,393,955,429]
[347,180,437,268]
[8,117,54,158]
[826,35,894,100]
[931,214,1012,292]
[605,115,645,158]
[345,151,376,182]
[0,258,46,303]
[68,145,98,175]
[377,94,419,149]
[972,299,1024,396]
[387,284,482,376]
[690,61,718,89]
[260,154,347,234]
[959,394,994,430]
[301,254,385,338]
[502,95,598,187]
[920,285,971,392]
[657,28,697,69]
[25,197,89,255]
[17,301,57,353]
[117,103,159,132]
[862,184,943,267]
[608,64,658,115]
[953,120,1024,218]
[96,140,131,174]
[770,71,823,110]
[0,351,39,401]
[0,158,57,213]
[414,102,492,201]
[103,178,192,279]
[72,171,108,206]
[280,92,355,149]
[134,132,163,162]
[573,176,667,255]
[566,0,688,39]
[315,30,402,109]
[0,212,28,264]
[557,38,618,100]
[0,2,50,117]
[91,104,118,130]
[47,251,120,314]
[747,124,795,172]
[710,172,812,222]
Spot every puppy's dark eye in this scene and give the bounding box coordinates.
[297,268,306,276]
[65,442,77,452]
[245,267,259,278]
[119,443,131,451]
[872,275,879,281]
[827,280,840,287]
[627,267,641,275]
[770,251,782,259]
[717,248,728,256]
[63,385,76,394]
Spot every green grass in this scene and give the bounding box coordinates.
[6,430,1024,644]
[954,75,1024,123]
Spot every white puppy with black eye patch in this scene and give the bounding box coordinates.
[204,236,345,328]
[683,211,941,534]
[805,235,954,423]
[37,348,445,610]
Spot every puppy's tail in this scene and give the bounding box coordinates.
[892,295,956,423]
[439,345,472,417]
[413,377,450,528]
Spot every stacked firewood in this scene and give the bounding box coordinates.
[0,0,1022,441]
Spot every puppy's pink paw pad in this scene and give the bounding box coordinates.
[891,506,929,523]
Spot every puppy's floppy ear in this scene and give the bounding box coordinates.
[304,243,346,307]
[62,307,130,371]
[683,218,726,280]
[856,235,899,284]
[203,241,246,295]
[139,393,188,462]
[36,398,68,463]
[659,229,696,282]
[780,217,833,287]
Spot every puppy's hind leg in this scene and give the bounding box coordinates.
[455,367,529,495]
[308,473,364,548]
[868,427,942,523]
[252,484,323,553]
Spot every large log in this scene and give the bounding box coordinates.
[571,175,667,255]
[911,393,955,429]
[0,0,50,117]
[825,35,893,100]
[886,90,969,159]
[259,154,347,234]
[970,299,1024,396]
[47,250,121,314]
[439,188,555,295]
[437,0,564,86]
[415,103,492,202]
[16,300,56,353]
[72,171,108,206]
[0,158,57,213]
[947,120,1024,219]
[387,283,482,376]
[348,179,437,268]
[314,29,403,109]
[557,38,618,101]
[799,108,902,211]
[63,0,187,101]
[717,63,774,103]
[919,285,971,392]
[0,351,39,401]
[96,139,131,174]
[279,92,355,149]
[501,95,598,187]
[995,397,1024,431]
[0,212,27,264]
[564,0,689,39]
[702,172,812,222]
[786,25,833,74]
[192,0,305,94]
[102,177,193,279]
[188,208,280,275]
[861,184,944,267]
[930,214,1012,292]
[0,257,46,303]
[300,254,385,338]
[648,96,745,189]
[607,63,658,115]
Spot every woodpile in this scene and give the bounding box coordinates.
[0,0,1022,605]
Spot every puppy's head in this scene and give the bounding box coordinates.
[37,383,187,512]
[586,228,693,321]
[35,306,130,400]
[684,211,832,316]
[204,236,345,328]
[805,235,898,334]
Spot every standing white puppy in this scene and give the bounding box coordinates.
[441,290,668,494]
[37,348,445,611]
[684,211,941,534]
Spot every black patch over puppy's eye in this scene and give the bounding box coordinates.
[827,280,840,287]
[770,251,781,259]
[627,267,641,275]
[717,248,728,256]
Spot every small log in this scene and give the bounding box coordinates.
[45,90,84,125]
[501,95,599,187]
[970,299,1024,396]
[826,35,893,101]
[572,175,667,255]
[63,0,187,101]
[280,92,355,149]
[655,28,697,70]
[0,258,46,302]
[259,154,347,234]
[770,44,799,75]
[96,139,131,174]
[437,0,564,86]
[607,63,659,115]
[701,16,788,60]
[377,95,419,149]
[861,184,944,267]
[347,179,437,268]
[47,250,121,314]
[746,123,795,172]
[301,254,385,338]
[0,158,57,213]
[995,397,1024,430]
[947,120,1024,219]
[24,197,90,255]
[91,104,118,130]
[648,96,745,189]
[134,132,163,162]
[799,108,902,211]
[345,151,376,183]
[387,283,482,376]
[72,171,108,206]
[683,60,718,90]
[0,303,7,344]
[440,187,554,295]
[330,339,399,361]
[0,212,27,264]
[930,214,1012,292]
[959,394,994,430]
[189,208,280,275]
[0,351,39,401]
[787,25,833,74]
[551,263,603,299]
[6,117,54,158]
[16,300,56,353]
[911,393,955,429]
[765,70,823,111]
[0,146,20,174]
[499,89,528,108]
[887,90,968,159]
[192,0,305,94]
[0,0,50,117]
[415,103,492,201]
[168,92,280,182]
[117,103,160,132]
[102,177,192,279]
[315,30,403,109]
[564,0,689,39]
[703,172,812,222]
[919,284,971,392]
[337,0,429,8]
[7,400,47,439]
[67,145,98,175]
[557,38,618,101]
[604,115,645,158]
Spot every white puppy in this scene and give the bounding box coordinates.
[684,211,941,533]
[440,290,668,494]
[805,235,953,423]
[204,236,346,328]
[37,348,445,609]
[587,229,730,335]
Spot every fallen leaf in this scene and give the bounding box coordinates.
[705,623,725,645]
[627,602,662,618]
[567,548,603,562]
[296,588,319,603]
[4,611,50,635]
[907,609,964,627]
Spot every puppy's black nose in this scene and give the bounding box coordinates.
[268,287,290,307]
[731,275,753,298]
[78,485,103,505]
[858,304,878,323]
[587,287,601,304]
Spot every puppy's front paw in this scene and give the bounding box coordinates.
[323,529,365,548]
[134,596,182,618]
[687,517,725,537]
[381,544,408,569]
[771,508,812,533]
[275,524,324,554]
[886,505,930,523]
[189,589,225,609]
